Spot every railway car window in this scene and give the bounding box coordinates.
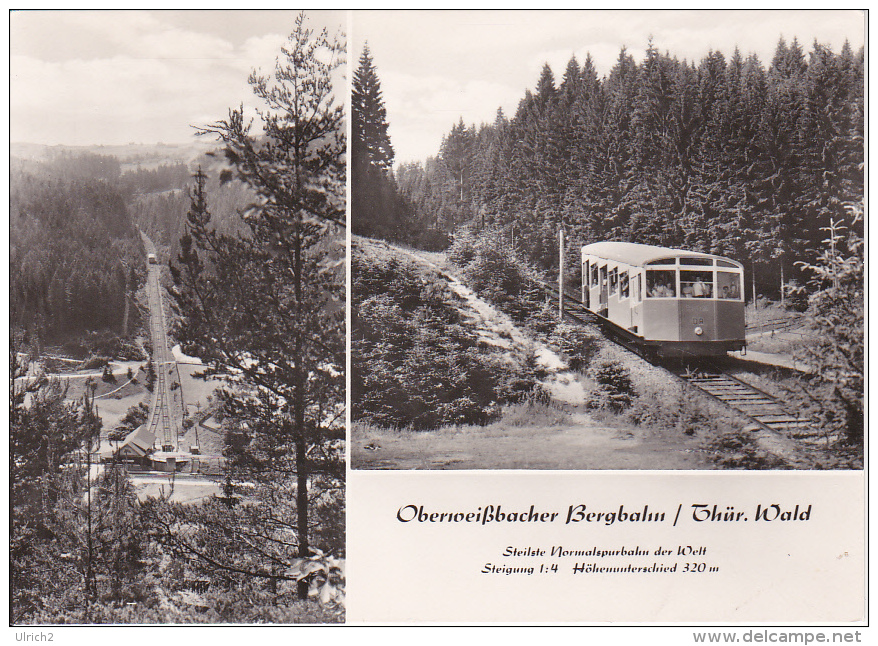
[634,274,641,301]
[646,258,676,266]
[646,270,676,297]
[680,257,713,266]
[591,263,598,286]
[609,268,618,295]
[600,265,607,285]
[620,271,629,298]
[717,272,742,299]
[680,270,714,298]
[716,259,739,268]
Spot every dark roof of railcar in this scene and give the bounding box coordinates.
[581,241,737,267]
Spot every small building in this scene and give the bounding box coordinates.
[150,452,193,473]
[114,425,156,467]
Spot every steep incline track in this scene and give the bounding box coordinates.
[544,281,820,443]
[668,365,816,439]
[142,235,179,451]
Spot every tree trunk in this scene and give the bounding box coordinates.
[295,435,309,600]
[293,207,310,601]
[752,265,757,309]
[780,263,785,306]
[558,228,565,321]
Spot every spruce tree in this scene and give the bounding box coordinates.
[353,43,394,171]
[440,117,474,209]
[352,43,418,241]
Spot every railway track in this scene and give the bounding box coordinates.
[544,282,822,444]
[145,260,179,452]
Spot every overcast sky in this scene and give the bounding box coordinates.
[352,9,866,166]
[10,9,347,146]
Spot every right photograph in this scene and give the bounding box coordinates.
[350,9,864,471]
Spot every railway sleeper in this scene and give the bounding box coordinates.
[708,390,771,398]
[704,395,777,404]
[734,407,792,416]
[689,380,749,389]
[781,424,818,433]
[753,417,805,426]
[718,401,780,409]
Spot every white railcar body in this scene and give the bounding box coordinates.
[581,242,746,357]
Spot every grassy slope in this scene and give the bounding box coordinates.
[352,237,717,470]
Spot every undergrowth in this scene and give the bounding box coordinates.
[352,244,545,430]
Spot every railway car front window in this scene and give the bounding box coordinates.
[680,270,713,298]
[646,270,676,298]
[717,271,742,300]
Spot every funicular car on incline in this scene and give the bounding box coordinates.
[581,242,746,358]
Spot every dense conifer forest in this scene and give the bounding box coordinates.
[9,147,253,353]
[10,156,146,347]
[357,38,863,298]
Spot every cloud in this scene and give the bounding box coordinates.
[53,11,237,63]
[10,11,286,145]
[381,70,519,164]
[358,9,863,164]
[239,33,289,74]
[10,50,251,145]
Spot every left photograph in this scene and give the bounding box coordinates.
[10,10,346,623]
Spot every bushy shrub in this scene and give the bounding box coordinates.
[627,389,710,436]
[586,361,635,412]
[793,205,864,446]
[707,432,788,470]
[448,227,547,325]
[87,331,146,361]
[549,324,600,373]
[145,359,156,392]
[80,355,110,370]
[353,250,540,430]
[446,228,478,267]
[119,402,149,432]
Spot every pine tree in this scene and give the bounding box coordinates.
[171,13,345,601]
[401,35,862,302]
[596,47,638,242]
[10,344,132,621]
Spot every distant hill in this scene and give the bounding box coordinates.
[10,140,217,171]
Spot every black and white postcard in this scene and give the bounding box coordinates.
[7,7,868,635]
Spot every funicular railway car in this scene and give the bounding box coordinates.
[581,242,745,357]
